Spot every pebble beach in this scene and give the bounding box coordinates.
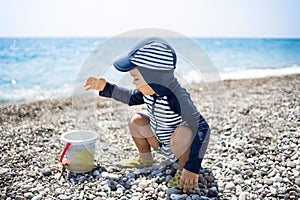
[0,74,299,200]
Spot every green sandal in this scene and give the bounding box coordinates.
[119,156,155,168]
[167,170,182,188]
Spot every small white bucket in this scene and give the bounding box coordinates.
[60,130,98,173]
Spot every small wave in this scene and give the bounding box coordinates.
[219,65,300,80]
[0,84,75,105]
[181,65,300,83]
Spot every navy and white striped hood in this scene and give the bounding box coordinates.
[129,37,179,97]
[129,37,177,71]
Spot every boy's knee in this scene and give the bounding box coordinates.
[128,113,150,128]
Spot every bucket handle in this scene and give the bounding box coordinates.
[60,142,71,164]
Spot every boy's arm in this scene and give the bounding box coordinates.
[99,82,144,106]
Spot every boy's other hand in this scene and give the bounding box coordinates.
[180,169,199,193]
[84,77,106,91]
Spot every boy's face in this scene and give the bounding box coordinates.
[129,68,156,96]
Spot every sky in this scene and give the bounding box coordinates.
[0,0,299,38]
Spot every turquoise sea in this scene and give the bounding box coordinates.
[1,38,300,104]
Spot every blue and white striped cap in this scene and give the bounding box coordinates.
[113,37,176,72]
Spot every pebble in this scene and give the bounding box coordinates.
[42,167,51,176]
[93,170,100,176]
[166,188,181,195]
[264,178,273,185]
[55,187,65,195]
[170,194,188,200]
[191,194,201,200]
[138,180,148,190]
[58,194,71,200]
[287,161,296,168]
[295,178,300,186]
[225,182,235,190]
[165,169,172,175]
[268,170,276,177]
[31,194,42,200]
[238,192,246,200]
[24,192,33,199]
[207,186,218,197]
[133,169,142,175]
[101,171,109,178]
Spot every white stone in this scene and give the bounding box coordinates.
[138,180,148,190]
[225,182,235,190]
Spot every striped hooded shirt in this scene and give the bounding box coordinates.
[144,95,183,159]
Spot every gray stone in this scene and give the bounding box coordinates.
[93,170,100,176]
[151,170,160,176]
[198,197,210,200]
[295,178,300,186]
[287,161,296,168]
[15,195,23,200]
[133,169,142,175]
[24,192,33,199]
[101,171,109,178]
[207,186,218,197]
[31,194,42,200]
[166,175,172,183]
[25,178,35,183]
[269,187,277,195]
[138,180,148,190]
[264,178,273,185]
[238,192,246,200]
[290,153,298,160]
[108,173,119,179]
[88,194,96,199]
[166,187,181,195]
[78,176,87,184]
[30,185,44,192]
[58,194,71,200]
[42,167,51,176]
[55,187,65,195]
[98,192,107,197]
[116,187,124,195]
[131,192,142,198]
[268,170,276,178]
[0,168,8,175]
[170,194,188,200]
[126,172,135,178]
[22,184,32,191]
[225,182,235,190]
[191,194,201,200]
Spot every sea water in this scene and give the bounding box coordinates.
[0,37,300,104]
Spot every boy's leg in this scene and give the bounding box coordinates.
[167,126,193,188]
[170,126,193,170]
[128,113,160,159]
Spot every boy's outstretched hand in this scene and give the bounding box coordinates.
[84,76,106,91]
[180,169,199,193]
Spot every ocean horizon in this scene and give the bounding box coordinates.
[1,37,300,104]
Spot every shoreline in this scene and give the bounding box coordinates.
[1,73,299,199]
[2,70,300,106]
